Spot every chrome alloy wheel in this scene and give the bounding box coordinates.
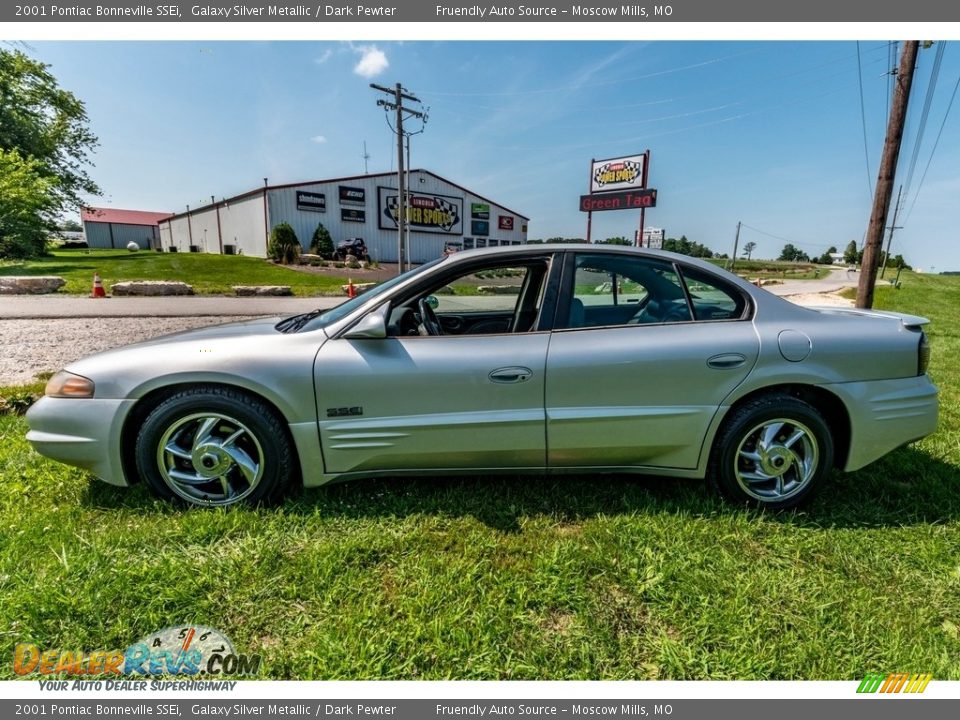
[156,412,265,505]
[734,418,819,502]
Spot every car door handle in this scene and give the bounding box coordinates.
[707,353,747,369]
[489,366,533,384]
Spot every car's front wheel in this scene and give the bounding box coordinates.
[135,387,294,507]
[709,394,834,509]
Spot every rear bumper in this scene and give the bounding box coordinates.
[823,375,939,471]
[25,396,135,486]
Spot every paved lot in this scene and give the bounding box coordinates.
[0,294,342,319]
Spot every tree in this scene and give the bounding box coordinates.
[0,149,57,259]
[598,236,631,246]
[0,49,100,258]
[267,223,301,264]
[815,246,838,265]
[662,235,715,258]
[58,218,82,232]
[741,241,757,261]
[310,222,334,258]
[843,240,859,265]
[778,244,809,262]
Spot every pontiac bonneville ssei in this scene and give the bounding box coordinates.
[26,245,938,510]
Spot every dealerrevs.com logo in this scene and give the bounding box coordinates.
[857,673,933,694]
[14,625,261,677]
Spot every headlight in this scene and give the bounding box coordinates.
[45,371,95,398]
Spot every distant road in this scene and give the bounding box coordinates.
[763,268,859,297]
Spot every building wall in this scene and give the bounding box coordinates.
[218,194,267,256]
[160,194,266,256]
[266,170,527,263]
[83,222,157,249]
[160,171,527,262]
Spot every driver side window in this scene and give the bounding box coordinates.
[389,259,551,337]
[563,254,692,329]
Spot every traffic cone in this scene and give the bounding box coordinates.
[347,278,356,298]
[91,271,106,298]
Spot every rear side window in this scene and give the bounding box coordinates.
[562,253,692,329]
[679,267,749,321]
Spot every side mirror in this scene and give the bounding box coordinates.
[343,304,388,339]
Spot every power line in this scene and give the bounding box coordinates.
[856,41,874,200]
[904,69,960,222]
[902,42,945,201]
[739,223,838,250]
[417,49,757,97]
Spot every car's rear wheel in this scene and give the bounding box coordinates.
[135,387,293,507]
[709,394,833,509]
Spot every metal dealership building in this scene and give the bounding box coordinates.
[158,169,529,263]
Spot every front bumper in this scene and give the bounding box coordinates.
[25,396,136,486]
[823,375,939,471]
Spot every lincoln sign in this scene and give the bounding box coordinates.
[580,188,657,212]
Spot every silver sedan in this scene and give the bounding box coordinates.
[26,245,938,509]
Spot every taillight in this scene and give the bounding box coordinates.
[918,332,930,375]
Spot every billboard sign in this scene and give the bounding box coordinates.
[471,203,490,220]
[378,187,463,235]
[590,154,647,194]
[296,191,326,212]
[498,216,514,231]
[341,208,366,223]
[580,188,657,212]
[339,186,366,205]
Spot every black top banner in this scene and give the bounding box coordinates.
[4,0,958,22]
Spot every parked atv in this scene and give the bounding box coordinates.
[332,238,369,261]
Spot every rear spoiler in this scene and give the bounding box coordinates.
[807,306,930,328]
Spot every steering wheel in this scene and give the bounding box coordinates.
[417,298,444,336]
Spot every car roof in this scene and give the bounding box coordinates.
[447,242,726,272]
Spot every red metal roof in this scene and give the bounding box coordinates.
[81,207,173,227]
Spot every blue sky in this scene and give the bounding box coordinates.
[31,40,960,270]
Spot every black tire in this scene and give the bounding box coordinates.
[708,394,833,510]
[135,386,295,507]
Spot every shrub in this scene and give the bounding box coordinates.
[0,391,40,416]
[267,223,301,264]
[310,223,334,259]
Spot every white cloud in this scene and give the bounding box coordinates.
[315,48,333,64]
[353,45,389,78]
[310,135,327,144]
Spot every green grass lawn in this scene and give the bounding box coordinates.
[0,249,346,296]
[0,274,958,680]
[706,258,829,280]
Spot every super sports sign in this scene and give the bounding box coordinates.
[378,187,463,235]
[590,153,647,193]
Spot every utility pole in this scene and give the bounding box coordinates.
[879,185,903,279]
[361,141,370,174]
[371,82,426,274]
[856,41,919,309]
[729,221,741,271]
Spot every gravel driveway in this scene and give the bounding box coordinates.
[0,316,256,386]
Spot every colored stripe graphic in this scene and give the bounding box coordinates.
[857,672,932,693]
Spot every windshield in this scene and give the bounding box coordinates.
[278,258,445,333]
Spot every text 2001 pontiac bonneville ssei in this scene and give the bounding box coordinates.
[26,245,938,509]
